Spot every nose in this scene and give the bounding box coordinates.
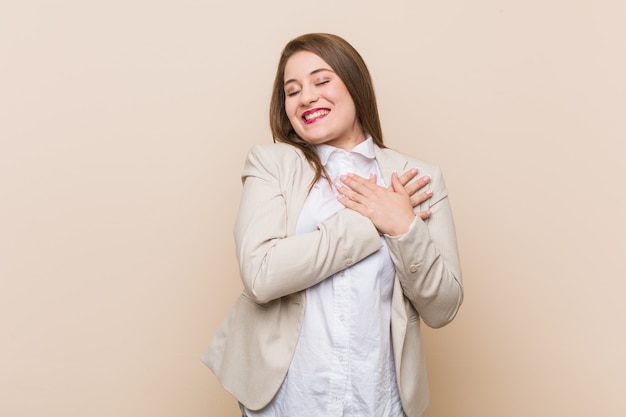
[300,85,319,106]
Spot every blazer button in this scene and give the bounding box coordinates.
[409,263,422,273]
[345,258,354,267]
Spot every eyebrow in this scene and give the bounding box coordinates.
[284,68,334,86]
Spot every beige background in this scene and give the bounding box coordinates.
[2,1,625,416]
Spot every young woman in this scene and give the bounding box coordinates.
[202,33,464,417]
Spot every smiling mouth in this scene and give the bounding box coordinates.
[303,109,330,123]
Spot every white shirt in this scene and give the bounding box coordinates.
[246,138,405,417]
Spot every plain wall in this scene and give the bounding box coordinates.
[1,1,625,416]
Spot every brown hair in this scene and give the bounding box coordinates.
[269,33,386,187]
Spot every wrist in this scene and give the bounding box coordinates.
[385,213,416,237]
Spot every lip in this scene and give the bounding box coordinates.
[302,107,330,125]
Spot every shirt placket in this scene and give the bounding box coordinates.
[327,153,354,415]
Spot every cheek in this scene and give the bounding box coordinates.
[284,99,297,115]
[284,102,300,125]
[341,94,358,120]
[286,111,298,125]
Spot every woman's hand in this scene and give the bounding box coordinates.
[394,168,432,219]
[336,172,419,236]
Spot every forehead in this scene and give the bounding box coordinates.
[284,51,333,81]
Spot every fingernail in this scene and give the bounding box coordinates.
[426,189,433,196]
[411,168,418,175]
[424,175,431,182]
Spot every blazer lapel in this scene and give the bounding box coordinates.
[286,149,317,235]
[374,145,412,363]
[374,146,410,186]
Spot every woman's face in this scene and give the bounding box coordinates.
[283,51,365,150]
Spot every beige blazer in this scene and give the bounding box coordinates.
[201,143,463,417]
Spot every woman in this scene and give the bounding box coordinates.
[202,33,463,417]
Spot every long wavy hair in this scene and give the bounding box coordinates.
[269,33,385,187]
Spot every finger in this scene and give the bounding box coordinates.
[336,191,365,213]
[390,172,409,196]
[369,173,377,184]
[409,189,433,208]
[335,181,366,205]
[417,210,432,220]
[405,175,431,197]
[394,168,418,188]
[339,174,378,196]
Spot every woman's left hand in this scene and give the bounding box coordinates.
[336,172,417,236]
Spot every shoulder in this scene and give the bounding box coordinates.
[244,142,306,171]
[242,142,313,184]
[247,142,306,163]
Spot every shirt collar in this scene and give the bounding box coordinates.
[315,136,376,167]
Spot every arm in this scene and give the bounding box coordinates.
[384,166,463,328]
[337,166,463,328]
[234,145,383,304]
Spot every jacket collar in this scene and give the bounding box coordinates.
[374,146,410,187]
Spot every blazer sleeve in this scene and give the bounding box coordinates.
[234,145,383,304]
[384,165,464,328]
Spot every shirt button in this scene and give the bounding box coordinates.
[409,263,422,273]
